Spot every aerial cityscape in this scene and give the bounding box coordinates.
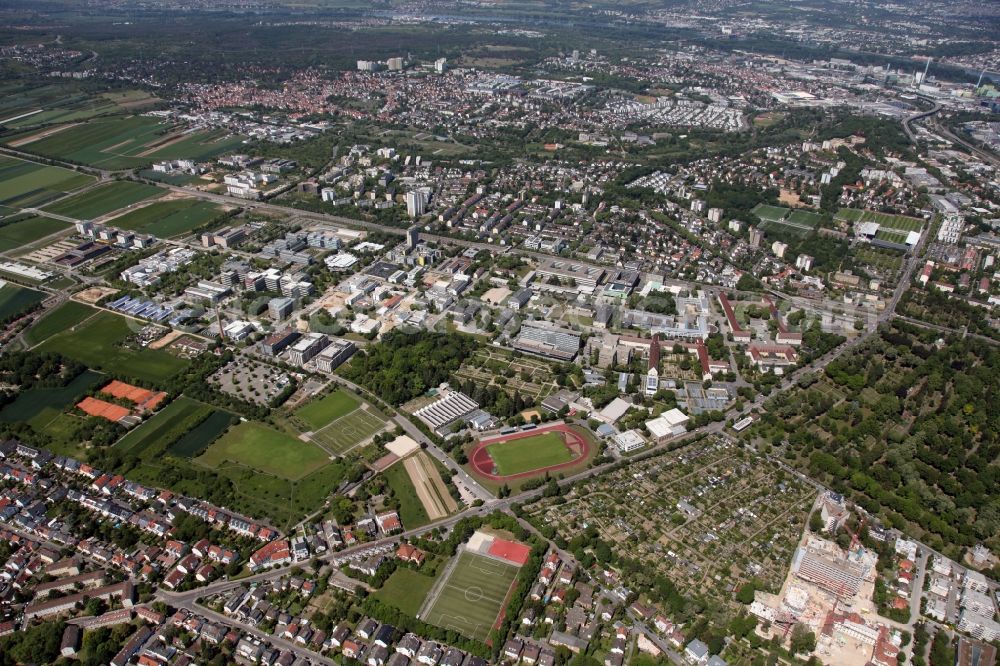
[0,0,997,665]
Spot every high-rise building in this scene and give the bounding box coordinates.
[406,225,420,250]
[387,57,404,71]
[434,58,447,74]
[748,227,763,247]
[406,190,427,218]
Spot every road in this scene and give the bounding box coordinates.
[3,113,971,660]
[198,602,337,665]
[0,146,871,347]
[631,621,685,665]
[900,94,999,167]
[324,373,495,503]
[902,100,941,145]
[928,116,1000,167]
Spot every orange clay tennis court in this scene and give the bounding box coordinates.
[100,380,166,411]
[77,396,131,422]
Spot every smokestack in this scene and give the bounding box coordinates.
[216,307,225,342]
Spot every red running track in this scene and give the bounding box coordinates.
[468,423,590,481]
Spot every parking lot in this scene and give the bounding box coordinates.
[211,355,293,405]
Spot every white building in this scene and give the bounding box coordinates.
[406,189,429,218]
[645,408,689,443]
[614,430,645,454]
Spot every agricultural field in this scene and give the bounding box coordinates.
[0,215,70,252]
[484,432,574,476]
[34,308,188,383]
[525,436,815,621]
[421,550,520,642]
[293,389,359,431]
[384,461,431,528]
[43,181,162,220]
[105,197,224,237]
[23,300,95,346]
[0,283,45,320]
[0,369,102,428]
[4,115,243,170]
[0,82,156,130]
[197,421,331,480]
[115,396,218,457]
[0,155,94,209]
[372,567,440,617]
[402,452,458,522]
[168,410,239,457]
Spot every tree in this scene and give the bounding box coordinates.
[790,623,816,655]
[928,631,954,666]
[809,511,824,533]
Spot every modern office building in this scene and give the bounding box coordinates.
[314,338,356,373]
[287,332,329,366]
[513,322,581,361]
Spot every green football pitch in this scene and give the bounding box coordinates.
[421,550,520,642]
[487,431,574,476]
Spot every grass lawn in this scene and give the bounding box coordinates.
[835,208,866,222]
[487,431,573,476]
[785,209,823,228]
[0,284,45,319]
[125,435,352,530]
[384,462,430,528]
[43,181,162,219]
[373,568,438,616]
[107,198,222,237]
[197,422,331,480]
[423,550,520,641]
[33,412,94,458]
[24,300,95,346]
[34,309,188,383]
[0,216,69,251]
[751,203,790,223]
[294,389,359,431]
[309,406,389,456]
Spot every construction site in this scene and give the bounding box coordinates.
[750,531,903,666]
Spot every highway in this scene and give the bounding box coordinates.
[900,94,999,167]
[901,100,941,145]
